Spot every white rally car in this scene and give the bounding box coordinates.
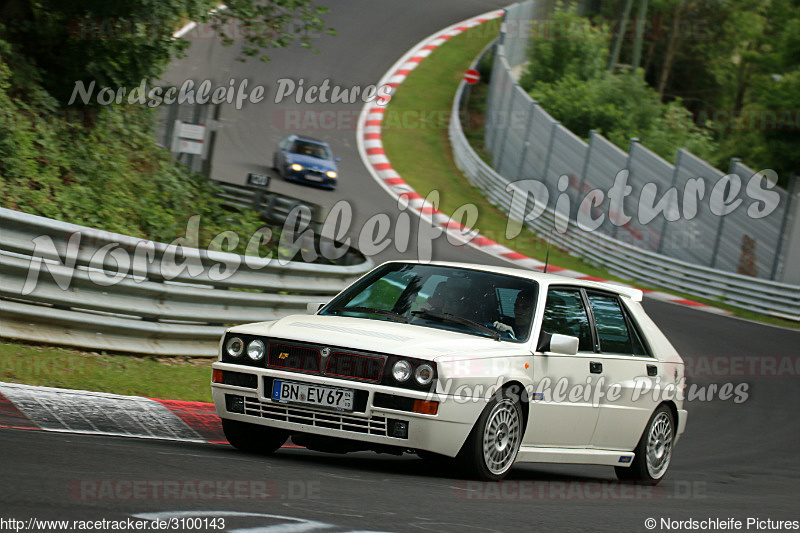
[212,261,687,482]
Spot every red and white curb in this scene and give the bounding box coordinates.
[0,382,230,444]
[356,10,729,317]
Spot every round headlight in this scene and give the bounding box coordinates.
[226,337,244,358]
[326,170,338,178]
[247,340,266,361]
[392,360,412,382]
[290,163,303,171]
[414,363,434,385]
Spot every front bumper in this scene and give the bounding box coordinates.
[284,169,337,189]
[211,362,483,457]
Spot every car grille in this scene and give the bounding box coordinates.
[243,397,388,436]
[266,342,385,382]
[268,343,320,373]
[324,352,384,382]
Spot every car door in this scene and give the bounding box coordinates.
[583,291,660,451]
[526,287,602,448]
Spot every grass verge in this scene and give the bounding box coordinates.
[380,22,799,331]
[0,340,213,402]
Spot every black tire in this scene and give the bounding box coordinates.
[615,405,675,485]
[222,419,288,455]
[456,387,523,481]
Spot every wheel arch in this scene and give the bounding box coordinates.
[499,380,530,432]
[659,400,680,440]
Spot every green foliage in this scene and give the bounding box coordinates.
[214,0,337,61]
[3,0,334,106]
[519,8,608,87]
[592,0,799,183]
[525,59,714,161]
[0,35,264,252]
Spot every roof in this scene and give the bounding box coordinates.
[292,135,328,145]
[380,260,643,302]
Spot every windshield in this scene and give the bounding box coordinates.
[320,263,538,342]
[290,140,331,160]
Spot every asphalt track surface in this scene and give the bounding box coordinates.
[3,1,799,532]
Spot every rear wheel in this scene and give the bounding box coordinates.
[615,405,675,485]
[456,388,523,481]
[222,419,288,455]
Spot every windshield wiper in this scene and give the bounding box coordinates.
[410,309,500,341]
[332,306,409,323]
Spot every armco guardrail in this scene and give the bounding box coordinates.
[215,181,325,232]
[0,208,374,356]
[450,52,800,320]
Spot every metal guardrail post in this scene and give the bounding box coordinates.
[487,56,511,165]
[541,121,559,183]
[578,130,598,194]
[657,149,684,254]
[710,158,738,268]
[615,138,640,240]
[495,83,518,172]
[771,173,798,280]
[515,102,536,179]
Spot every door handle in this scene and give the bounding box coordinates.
[589,361,603,374]
[647,364,658,376]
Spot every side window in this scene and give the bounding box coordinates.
[586,293,647,355]
[541,288,593,352]
[496,288,519,319]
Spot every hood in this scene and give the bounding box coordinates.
[229,314,529,361]
[286,153,337,172]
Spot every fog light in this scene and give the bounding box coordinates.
[225,394,244,414]
[387,419,409,439]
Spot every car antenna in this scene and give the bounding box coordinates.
[543,229,553,274]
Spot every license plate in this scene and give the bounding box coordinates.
[304,173,324,182]
[271,380,353,411]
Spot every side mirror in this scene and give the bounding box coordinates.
[306,302,326,314]
[536,332,579,355]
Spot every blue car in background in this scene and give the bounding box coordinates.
[272,135,339,190]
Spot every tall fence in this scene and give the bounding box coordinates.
[450,8,800,319]
[484,1,800,284]
[0,208,373,356]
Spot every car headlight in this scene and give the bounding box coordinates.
[326,171,337,178]
[226,337,244,359]
[392,360,412,382]
[247,340,266,362]
[290,163,303,171]
[414,363,434,386]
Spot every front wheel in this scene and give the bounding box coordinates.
[615,405,675,485]
[222,419,288,455]
[456,388,523,481]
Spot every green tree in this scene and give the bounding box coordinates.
[0,0,334,105]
